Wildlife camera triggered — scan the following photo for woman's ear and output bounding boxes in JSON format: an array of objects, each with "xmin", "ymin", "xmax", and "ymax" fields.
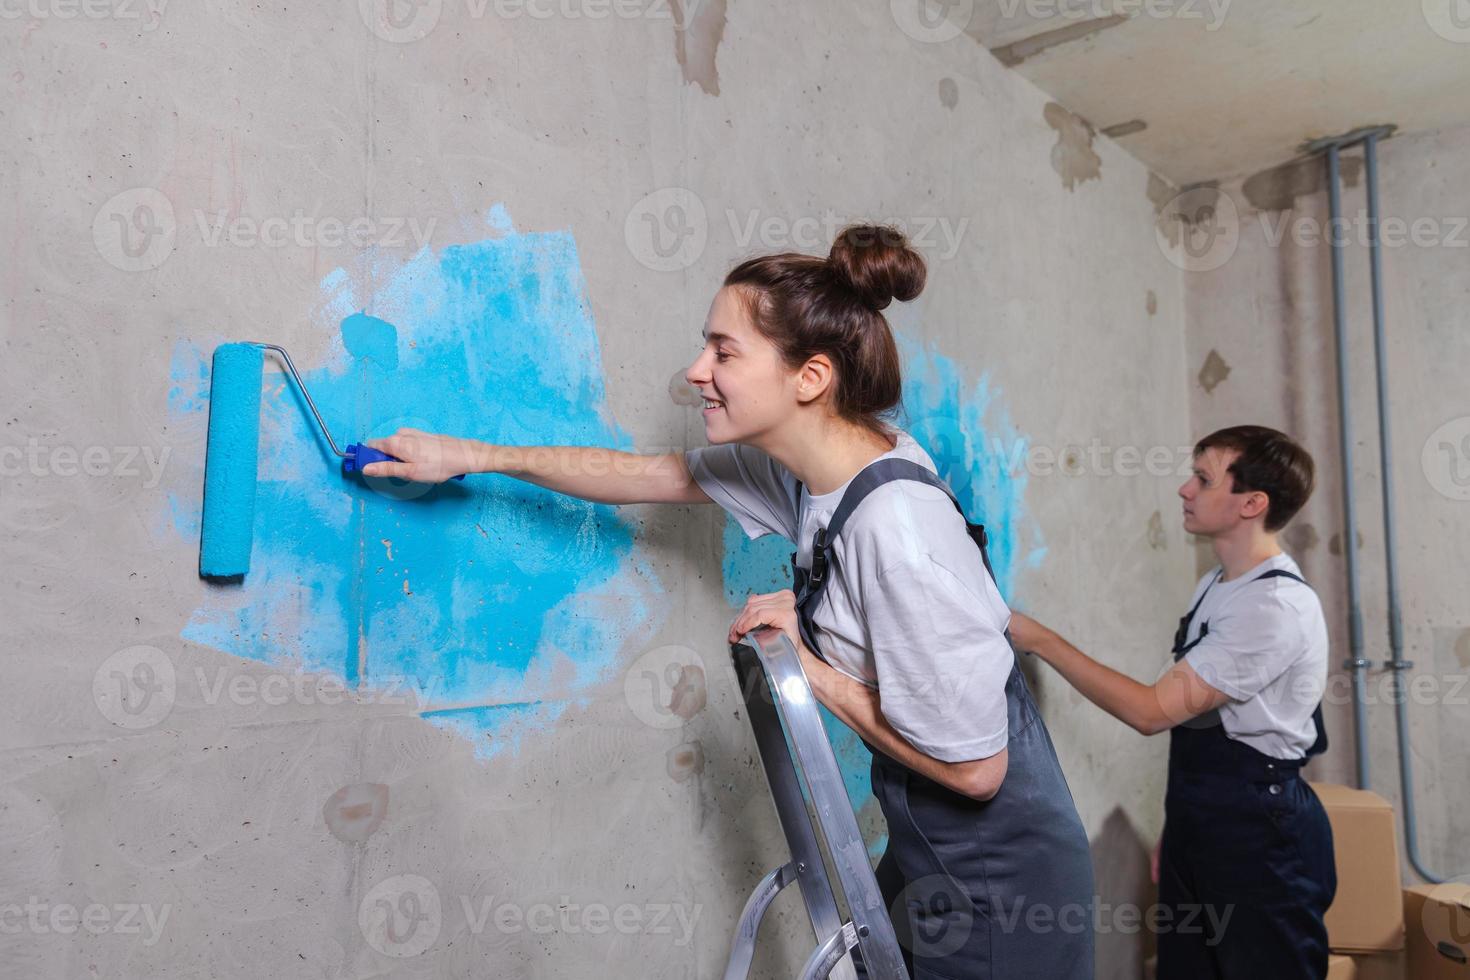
[{"xmin": 796, "ymin": 354, "xmax": 834, "ymax": 406}]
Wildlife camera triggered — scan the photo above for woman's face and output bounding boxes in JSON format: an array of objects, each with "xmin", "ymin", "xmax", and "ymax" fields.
[{"xmin": 685, "ymin": 287, "xmax": 797, "ymax": 446}]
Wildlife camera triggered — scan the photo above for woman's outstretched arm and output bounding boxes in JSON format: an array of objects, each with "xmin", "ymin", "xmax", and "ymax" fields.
[{"xmin": 361, "ymin": 428, "xmax": 714, "ymax": 505}]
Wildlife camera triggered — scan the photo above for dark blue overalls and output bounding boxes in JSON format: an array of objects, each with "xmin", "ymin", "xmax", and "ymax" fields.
[
  {"xmin": 1158, "ymin": 567, "xmax": 1337, "ymax": 979},
  {"xmin": 791, "ymin": 458, "xmax": 1094, "ymax": 980}
]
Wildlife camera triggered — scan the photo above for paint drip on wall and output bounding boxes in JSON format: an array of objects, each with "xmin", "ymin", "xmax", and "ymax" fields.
[
  {"xmin": 715, "ymin": 329, "xmax": 1042, "ymax": 854},
  {"xmin": 166, "ymin": 211, "xmax": 664, "ymax": 757}
]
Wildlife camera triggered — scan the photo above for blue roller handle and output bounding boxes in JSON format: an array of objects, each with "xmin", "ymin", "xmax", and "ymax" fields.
[{"xmin": 343, "ymin": 443, "xmax": 466, "ymax": 481}]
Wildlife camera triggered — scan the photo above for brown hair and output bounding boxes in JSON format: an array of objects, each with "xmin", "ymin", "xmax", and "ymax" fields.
[
  {"xmin": 723, "ymin": 225, "xmax": 926, "ymax": 435},
  {"xmin": 1194, "ymin": 425, "xmax": 1316, "ymax": 532}
]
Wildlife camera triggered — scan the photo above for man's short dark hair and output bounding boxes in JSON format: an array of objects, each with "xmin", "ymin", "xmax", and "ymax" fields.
[{"xmin": 1194, "ymin": 425, "xmax": 1315, "ymax": 532}]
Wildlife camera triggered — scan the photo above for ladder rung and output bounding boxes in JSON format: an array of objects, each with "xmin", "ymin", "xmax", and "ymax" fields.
[
  {"xmin": 801, "ymin": 921, "xmax": 859, "ymax": 980},
  {"xmin": 723, "ymin": 862, "xmax": 798, "ymax": 980}
]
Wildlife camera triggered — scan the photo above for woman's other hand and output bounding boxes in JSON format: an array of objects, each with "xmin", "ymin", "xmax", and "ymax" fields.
[{"xmin": 729, "ymin": 589, "xmax": 805, "ymax": 654}]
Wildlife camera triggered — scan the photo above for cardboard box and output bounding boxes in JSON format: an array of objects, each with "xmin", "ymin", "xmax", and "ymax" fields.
[
  {"xmin": 1311, "ymin": 782, "xmax": 1405, "ymax": 952},
  {"xmin": 1348, "ymin": 949, "xmax": 1405, "ymax": 980},
  {"xmin": 1146, "ymin": 952, "xmax": 1357, "ymax": 978},
  {"xmin": 1405, "ymin": 883, "xmax": 1470, "ymax": 979}
]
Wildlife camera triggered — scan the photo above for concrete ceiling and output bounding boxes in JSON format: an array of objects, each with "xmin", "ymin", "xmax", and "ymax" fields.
[{"xmin": 959, "ymin": 0, "xmax": 1470, "ymax": 187}]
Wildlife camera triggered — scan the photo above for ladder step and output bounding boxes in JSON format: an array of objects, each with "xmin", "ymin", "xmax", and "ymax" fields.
[
  {"xmin": 723, "ymin": 863, "xmax": 798, "ymax": 980},
  {"xmin": 801, "ymin": 922, "xmax": 860, "ymax": 980}
]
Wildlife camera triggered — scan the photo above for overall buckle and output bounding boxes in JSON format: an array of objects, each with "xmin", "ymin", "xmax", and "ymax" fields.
[{"xmin": 809, "ymin": 528, "xmax": 829, "ymax": 586}]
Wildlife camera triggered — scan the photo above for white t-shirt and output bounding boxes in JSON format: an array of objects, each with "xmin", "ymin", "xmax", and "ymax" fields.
[
  {"xmin": 1174, "ymin": 553, "xmax": 1329, "ymax": 760},
  {"xmin": 686, "ymin": 428, "xmax": 1014, "ymax": 763}
]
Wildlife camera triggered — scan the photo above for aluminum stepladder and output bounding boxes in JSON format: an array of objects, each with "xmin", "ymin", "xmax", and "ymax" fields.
[{"xmin": 722, "ymin": 629, "xmax": 910, "ymax": 980}]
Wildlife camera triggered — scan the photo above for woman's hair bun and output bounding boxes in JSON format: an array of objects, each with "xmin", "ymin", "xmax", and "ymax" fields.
[{"xmin": 827, "ymin": 224, "xmax": 927, "ymax": 311}]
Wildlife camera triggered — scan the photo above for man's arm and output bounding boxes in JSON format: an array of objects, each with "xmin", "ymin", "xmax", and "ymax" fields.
[{"xmin": 1008, "ymin": 612, "xmax": 1230, "ymax": 735}]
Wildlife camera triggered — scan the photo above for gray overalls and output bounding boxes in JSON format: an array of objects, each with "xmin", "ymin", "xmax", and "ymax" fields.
[{"xmin": 791, "ymin": 458, "xmax": 1095, "ymax": 979}]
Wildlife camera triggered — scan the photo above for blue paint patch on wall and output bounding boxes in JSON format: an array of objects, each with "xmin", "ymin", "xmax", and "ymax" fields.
[
  {"xmin": 169, "ymin": 339, "xmax": 209, "ymax": 416},
  {"xmin": 167, "ymin": 216, "xmax": 664, "ymax": 756},
  {"xmin": 895, "ymin": 331, "xmax": 1043, "ymax": 597},
  {"xmin": 422, "ymin": 699, "xmax": 582, "ymax": 760},
  {"xmin": 715, "ymin": 511, "xmax": 890, "ymax": 858},
  {"xmin": 340, "ymin": 312, "xmax": 400, "ymax": 370},
  {"xmin": 719, "ymin": 519, "xmax": 792, "ymax": 606},
  {"xmin": 710, "ymin": 328, "xmax": 1040, "ymax": 856}
]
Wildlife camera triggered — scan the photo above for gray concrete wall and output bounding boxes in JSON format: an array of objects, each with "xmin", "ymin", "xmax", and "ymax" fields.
[
  {"xmin": 2, "ymin": 3, "xmax": 1194, "ymax": 977},
  {"xmin": 1181, "ymin": 123, "xmax": 1470, "ymax": 883}
]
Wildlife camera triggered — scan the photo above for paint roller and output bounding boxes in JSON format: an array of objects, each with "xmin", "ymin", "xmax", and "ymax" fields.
[{"xmin": 198, "ymin": 341, "xmax": 463, "ymax": 579}]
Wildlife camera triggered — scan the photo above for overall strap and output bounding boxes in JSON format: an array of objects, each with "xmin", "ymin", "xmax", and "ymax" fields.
[
  {"xmin": 795, "ymin": 458, "xmax": 969, "ymax": 591},
  {"xmin": 1172, "ymin": 570, "xmax": 1222, "ymax": 659},
  {"xmin": 1171, "ymin": 564, "xmax": 1327, "ymax": 758},
  {"xmin": 1254, "ymin": 568, "xmax": 1307, "ymax": 586},
  {"xmin": 1171, "ymin": 567, "xmax": 1308, "ymax": 660},
  {"xmin": 1252, "ymin": 567, "xmax": 1326, "ymax": 758},
  {"xmin": 825, "ymin": 458, "xmax": 962, "ymax": 542},
  {"xmin": 790, "ymin": 458, "xmax": 996, "ymax": 663}
]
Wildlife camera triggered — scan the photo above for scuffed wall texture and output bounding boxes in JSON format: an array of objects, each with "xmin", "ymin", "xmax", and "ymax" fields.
[
  {"xmin": 3, "ymin": 2, "xmax": 1192, "ymax": 977},
  {"xmin": 1181, "ymin": 124, "xmax": 1470, "ymax": 881}
]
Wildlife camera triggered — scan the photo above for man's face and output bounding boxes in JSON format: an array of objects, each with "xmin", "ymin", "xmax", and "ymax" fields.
[{"xmin": 1178, "ymin": 446, "xmax": 1263, "ymax": 535}]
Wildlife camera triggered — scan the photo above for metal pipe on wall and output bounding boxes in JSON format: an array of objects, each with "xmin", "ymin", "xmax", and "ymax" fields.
[
  {"xmin": 1362, "ymin": 130, "xmax": 1444, "ymax": 884},
  {"xmin": 1324, "ymin": 143, "xmax": 1373, "ymax": 791},
  {"xmin": 1317, "ymin": 125, "xmax": 1445, "ymax": 883}
]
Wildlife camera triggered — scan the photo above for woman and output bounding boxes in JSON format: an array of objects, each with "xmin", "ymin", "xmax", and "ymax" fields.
[{"xmin": 362, "ymin": 225, "xmax": 1095, "ymax": 978}]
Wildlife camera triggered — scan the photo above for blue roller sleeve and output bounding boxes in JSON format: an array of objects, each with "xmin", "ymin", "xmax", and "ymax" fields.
[
  {"xmin": 199, "ymin": 343, "xmax": 264, "ymax": 578},
  {"xmin": 343, "ymin": 443, "xmax": 466, "ymax": 481}
]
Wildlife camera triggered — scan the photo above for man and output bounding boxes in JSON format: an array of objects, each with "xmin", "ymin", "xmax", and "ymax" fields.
[{"xmin": 1009, "ymin": 425, "xmax": 1336, "ymax": 979}]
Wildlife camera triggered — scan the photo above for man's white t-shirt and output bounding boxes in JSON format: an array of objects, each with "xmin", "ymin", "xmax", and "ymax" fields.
[
  {"xmin": 685, "ymin": 428, "xmax": 1014, "ymax": 763},
  {"xmin": 1175, "ymin": 552, "xmax": 1329, "ymax": 760}
]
